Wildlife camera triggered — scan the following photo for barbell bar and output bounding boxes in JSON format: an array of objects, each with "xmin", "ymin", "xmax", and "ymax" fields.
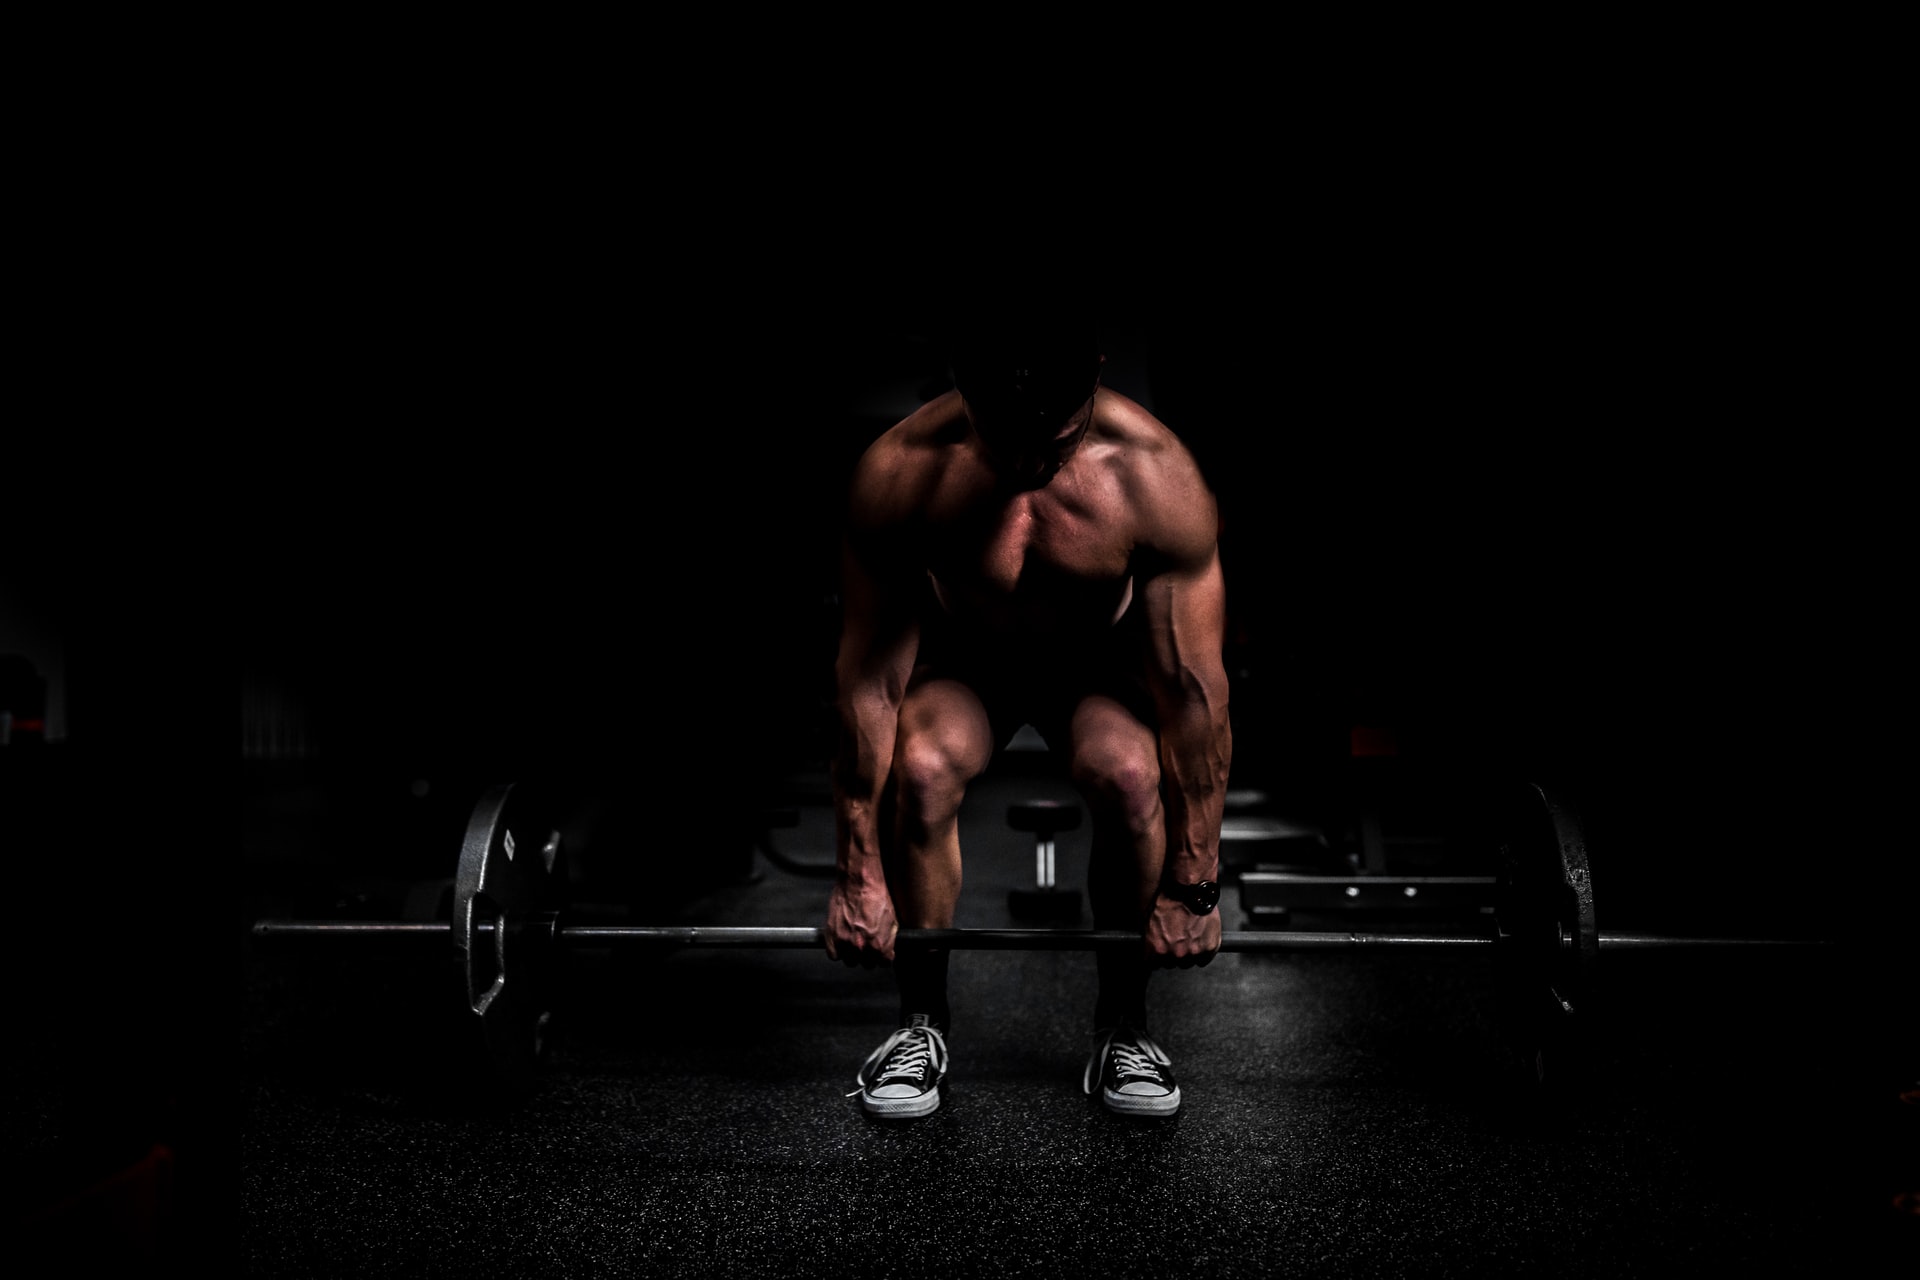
[
  {"xmin": 247, "ymin": 779, "xmax": 1830, "ymax": 1097},
  {"xmin": 249, "ymin": 921, "xmax": 1819, "ymax": 951}
]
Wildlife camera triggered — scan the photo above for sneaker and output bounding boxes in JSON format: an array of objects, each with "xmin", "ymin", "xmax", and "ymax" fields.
[
  {"xmin": 854, "ymin": 1015, "xmax": 948, "ymax": 1118},
  {"xmin": 1083, "ymin": 1026, "xmax": 1181, "ymax": 1116}
]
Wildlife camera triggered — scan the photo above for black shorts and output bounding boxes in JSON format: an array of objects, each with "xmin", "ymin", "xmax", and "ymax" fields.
[{"xmin": 908, "ymin": 591, "xmax": 1159, "ymax": 753}]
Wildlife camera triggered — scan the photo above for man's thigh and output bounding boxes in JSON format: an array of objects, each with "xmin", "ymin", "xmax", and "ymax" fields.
[
  {"xmin": 895, "ymin": 674, "xmax": 998, "ymax": 784},
  {"xmin": 1062, "ymin": 693, "xmax": 1161, "ymax": 786}
]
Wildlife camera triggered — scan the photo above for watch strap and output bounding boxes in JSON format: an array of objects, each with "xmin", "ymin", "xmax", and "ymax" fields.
[{"xmin": 1161, "ymin": 877, "xmax": 1220, "ymax": 916}]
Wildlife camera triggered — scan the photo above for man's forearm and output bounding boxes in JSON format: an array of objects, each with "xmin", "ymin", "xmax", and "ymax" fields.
[
  {"xmin": 1157, "ymin": 697, "xmax": 1232, "ymax": 882},
  {"xmin": 831, "ymin": 688, "xmax": 901, "ymax": 881},
  {"xmin": 824, "ymin": 683, "xmax": 905, "ymax": 964}
]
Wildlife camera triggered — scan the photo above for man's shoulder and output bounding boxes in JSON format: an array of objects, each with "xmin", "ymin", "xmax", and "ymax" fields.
[
  {"xmin": 849, "ymin": 393, "xmax": 970, "ymax": 524},
  {"xmin": 1089, "ymin": 392, "xmax": 1219, "ymax": 559},
  {"xmin": 1092, "ymin": 392, "xmax": 1208, "ymax": 488},
  {"xmin": 873, "ymin": 391, "xmax": 969, "ymax": 454},
  {"xmin": 1094, "ymin": 388, "xmax": 1163, "ymax": 431}
]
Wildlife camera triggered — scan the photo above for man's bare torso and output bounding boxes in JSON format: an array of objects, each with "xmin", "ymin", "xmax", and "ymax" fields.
[{"xmin": 856, "ymin": 388, "xmax": 1188, "ymax": 648}]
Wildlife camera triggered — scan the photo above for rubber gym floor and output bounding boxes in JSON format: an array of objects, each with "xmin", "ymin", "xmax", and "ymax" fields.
[{"xmin": 231, "ymin": 762, "xmax": 1913, "ymax": 1279}]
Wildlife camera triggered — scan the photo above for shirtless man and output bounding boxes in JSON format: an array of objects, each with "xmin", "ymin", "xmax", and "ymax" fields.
[{"xmin": 824, "ymin": 305, "xmax": 1233, "ymax": 1119}]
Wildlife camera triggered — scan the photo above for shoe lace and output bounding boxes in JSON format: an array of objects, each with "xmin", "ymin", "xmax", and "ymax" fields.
[
  {"xmin": 1111, "ymin": 1040, "xmax": 1166, "ymax": 1084},
  {"xmin": 877, "ymin": 1030, "xmax": 939, "ymax": 1082},
  {"xmin": 852, "ymin": 1024, "xmax": 948, "ymax": 1094}
]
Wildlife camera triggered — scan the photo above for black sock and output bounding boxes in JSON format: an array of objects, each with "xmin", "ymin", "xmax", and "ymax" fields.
[
  {"xmin": 1094, "ymin": 948, "xmax": 1150, "ymax": 1032},
  {"xmin": 897, "ymin": 947, "xmax": 951, "ymax": 1035}
]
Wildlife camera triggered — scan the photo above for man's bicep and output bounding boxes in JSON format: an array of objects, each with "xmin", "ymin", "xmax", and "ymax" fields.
[
  {"xmin": 836, "ymin": 535, "xmax": 921, "ymax": 696},
  {"xmin": 1141, "ymin": 550, "xmax": 1230, "ymax": 696}
]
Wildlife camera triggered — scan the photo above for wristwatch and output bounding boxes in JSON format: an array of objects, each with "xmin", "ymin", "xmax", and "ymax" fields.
[{"xmin": 1160, "ymin": 878, "xmax": 1221, "ymax": 916}]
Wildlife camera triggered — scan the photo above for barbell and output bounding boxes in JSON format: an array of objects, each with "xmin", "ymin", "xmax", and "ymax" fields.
[{"xmin": 248, "ymin": 779, "xmax": 1827, "ymax": 1098}]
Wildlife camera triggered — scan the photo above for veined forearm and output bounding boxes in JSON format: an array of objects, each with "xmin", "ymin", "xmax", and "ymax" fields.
[
  {"xmin": 831, "ymin": 689, "xmax": 901, "ymax": 879},
  {"xmin": 1138, "ymin": 550, "xmax": 1231, "ymax": 881},
  {"xmin": 1157, "ymin": 696, "xmax": 1232, "ymax": 879}
]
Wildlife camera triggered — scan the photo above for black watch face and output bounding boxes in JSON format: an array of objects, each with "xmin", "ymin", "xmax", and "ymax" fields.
[{"xmin": 1172, "ymin": 880, "xmax": 1219, "ymax": 914}]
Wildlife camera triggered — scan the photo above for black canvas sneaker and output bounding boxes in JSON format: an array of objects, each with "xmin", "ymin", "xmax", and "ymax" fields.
[
  {"xmin": 854, "ymin": 1014, "xmax": 948, "ymax": 1118},
  {"xmin": 1083, "ymin": 1026, "xmax": 1180, "ymax": 1116}
]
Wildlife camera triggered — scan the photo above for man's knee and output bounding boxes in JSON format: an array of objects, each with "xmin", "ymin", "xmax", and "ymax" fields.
[
  {"xmin": 892, "ymin": 730, "xmax": 978, "ymax": 827},
  {"xmin": 1071, "ymin": 746, "xmax": 1162, "ymax": 835}
]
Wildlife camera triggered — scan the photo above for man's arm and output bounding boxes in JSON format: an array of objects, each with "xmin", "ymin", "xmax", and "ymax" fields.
[
  {"xmin": 824, "ymin": 481, "xmax": 921, "ymax": 967},
  {"xmin": 1137, "ymin": 481, "xmax": 1233, "ymax": 966}
]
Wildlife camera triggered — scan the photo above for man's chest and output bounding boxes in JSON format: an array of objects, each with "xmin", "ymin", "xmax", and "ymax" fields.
[{"xmin": 922, "ymin": 494, "xmax": 1137, "ymax": 628}]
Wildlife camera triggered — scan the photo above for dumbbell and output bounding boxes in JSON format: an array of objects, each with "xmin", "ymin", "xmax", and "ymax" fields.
[{"xmin": 1006, "ymin": 798, "xmax": 1083, "ymax": 922}]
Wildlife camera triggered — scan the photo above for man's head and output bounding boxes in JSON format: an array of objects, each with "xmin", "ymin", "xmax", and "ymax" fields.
[{"xmin": 948, "ymin": 314, "xmax": 1104, "ymax": 490}]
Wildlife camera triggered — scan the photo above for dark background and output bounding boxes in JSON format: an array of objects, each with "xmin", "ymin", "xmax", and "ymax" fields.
[
  {"xmin": 5, "ymin": 103, "xmax": 1907, "ymax": 1263},
  {"xmin": 201, "ymin": 97, "xmax": 1894, "ymax": 953},
  {"xmin": 221, "ymin": 214, "xmax": 1885, "ymax": 943}
]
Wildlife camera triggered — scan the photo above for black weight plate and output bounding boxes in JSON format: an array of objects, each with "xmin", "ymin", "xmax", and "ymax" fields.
[
  {"xmin": 1537, "ymin": 782, "xmax": 1598, "ymax": 1014},
  {"xmin": 453, "ymin": 782, "xmax": 567, "ymax": 1092},
  {"xmin": 1493, "ymin": 779, "xmax": 1599, "ymax": 1090}
]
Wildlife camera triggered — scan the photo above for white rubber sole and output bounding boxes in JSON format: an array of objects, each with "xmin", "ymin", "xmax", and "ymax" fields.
[
  {"xmin": 1101, "ymin": 1086, "xmax": 1181, "ymax": 1117},
  {"xmin": 862, "ymin": 1087, "xmax": 942, "ymax": 1119}
]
